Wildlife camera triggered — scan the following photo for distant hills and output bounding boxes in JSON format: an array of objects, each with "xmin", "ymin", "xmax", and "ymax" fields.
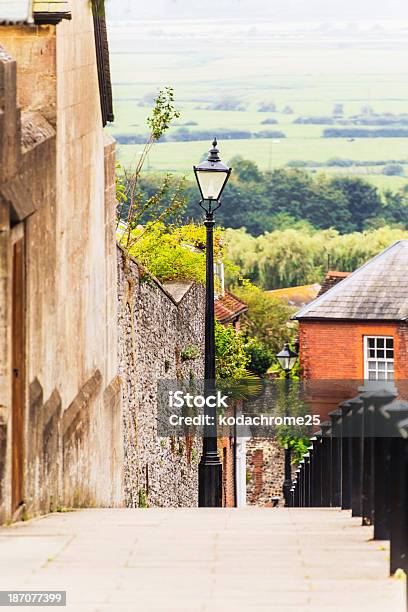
[{"xmin": 106, "ymin": 0, "xmax": 408, "ymax": 22}]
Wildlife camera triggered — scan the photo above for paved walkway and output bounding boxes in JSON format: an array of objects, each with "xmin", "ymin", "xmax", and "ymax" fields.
[{"xmin": 0, "ymin": 508, "xmax": 404, "ymax": 611}]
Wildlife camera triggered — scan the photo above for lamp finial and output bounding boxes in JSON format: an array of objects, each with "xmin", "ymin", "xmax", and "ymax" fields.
[{"xmin": 207, "ymin": 138, "xmax": 220, "ymax": 163}]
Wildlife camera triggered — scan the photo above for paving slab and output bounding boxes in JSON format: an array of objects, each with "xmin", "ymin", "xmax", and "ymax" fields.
[{"xmin": 0, "ymin": 507, "xmax": 404, "ymax": 611}]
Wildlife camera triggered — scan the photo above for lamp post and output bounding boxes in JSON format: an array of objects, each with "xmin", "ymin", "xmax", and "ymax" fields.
[
  {"xmin": 194, "ymin": 139, "xmax": 232, "ymax": 507},
  {"xmin": 276, "ymin": 342, "xmax": 298, "ymax": 507}
]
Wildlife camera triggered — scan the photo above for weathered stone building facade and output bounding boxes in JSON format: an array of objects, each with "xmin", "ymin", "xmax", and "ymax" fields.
[
  {"xmin": 0, "ymin": 0, "xmax": 241, "ymax": 519},
  {"xmin": 0, "ymin": 1, "xmax": 122, "ymax": 523},
  {"xmin": 246, "ymin": 439, "xmax": 285, "ymax": 506},
  {"xmin": 117, "ymin": 249, "xmax": 205, "ymax": 507}
]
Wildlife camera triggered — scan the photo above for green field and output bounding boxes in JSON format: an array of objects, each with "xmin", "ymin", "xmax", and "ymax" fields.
[
  {"xmin": 116, "ymin": 137, "xmax": 408, "ymax": 187},
  {"xmin": 107, "ymin": 19, "xmax": 408, "ymax": 190}
]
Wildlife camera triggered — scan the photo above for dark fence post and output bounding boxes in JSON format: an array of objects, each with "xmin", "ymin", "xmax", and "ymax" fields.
[
  {"xmin": 340, "ymin": 400, "xmax": 353, "ymax": 510},
  {"xmin": 349, "ymin": 397, "xmax": 364, "ymax": 517},
  {"xmin": 370, "ymin": 390, "xmax": 398, "ymax": 540},
  {"xmin": 299, "ymin": 459, "xmax": 305, "ymax": 508},
  {"xmin": 390, "ymin": 433, "xmax": 408, "ymax": 574},
  {"xmin": 304, "ymin": 453, "xmax": 311, "ymax": 507},
  {"xmin": 378, "ymin": 400, "xmax": 408, "ymax": 574},
  {"xmin": 329, "ymin": 409, "xmax": 342, "ymax": 507},
  {"xmin": 311, "ymin": 432, "xmax": 322, "ymax": 507},
  {"xmin": 360, "ymin": 392, "xmax": 377, "ymax": 526},
  {"xmin": 294, "ymin": 468, "xmax": 300, "ymax": 507},
  {"xmin": 320, "ymin": 421, "xmax": 332, "ymax": 507}
]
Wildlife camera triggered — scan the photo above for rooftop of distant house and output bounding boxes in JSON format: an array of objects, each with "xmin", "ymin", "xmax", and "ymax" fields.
[
  {"xmin": 295, "ymin": 240, "xmax": 408, "ymax": 321},
  {"xmin": 215, "ymin": 291, "xmax": 248, "ymax": 324},
  {"xmin": 267, "ymin": 283, "xmax": 321, "ymax": 309}
]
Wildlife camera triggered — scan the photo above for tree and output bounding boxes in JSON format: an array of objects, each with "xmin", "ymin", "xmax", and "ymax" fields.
[
  {"xmin": 231, "ymin": 282, "xmax": 296, "ymax": 353},
  {"xmin": 382, "ymin": 189, "xmax": 408, "ymax": 227},
  {"xmin": 258, "ymin": 101, "xmax": 277, "ymax": 112},
  {"xmin": 228, "ymin": 156, "xmax": 262, "ymax": 183},
  {"xmin": 213, "ymin": 181, "xmax": 266, "ymax": 234},
  {"xmin": 360, "ymin": 104, "xmax": 374, "ymax": 116},
  {"xmin": 211, "ymin": 95, "xmax": 247, "ymax": 111},
  {"xmin": 328, "ymin": 176, "xmax": 383, "ymax": 232},
  {"xmin": 136, "ymin": 159, "xmax": 404, "ymax": 237},
  {"xmin": 261, "ymin": 117, "xmax": 278, "ymax": 125},
  {"xmin": 305, "ymin": 175, "xmax": 352, "ymax": 231},
  {"xmin": 255, "ymin": 227, "xmax": 332, "ymax": 288},
  {"xmin": 117, "ymin": 87, "xmax": 184, "ymax": 251},
  {"xmin": 261, "ymin": 168, "xmax": 313, "ymax": 219},
  {"xmin": 225, "ymin": 226, "xmax": 408, "ymax": 290},
  {"xmin": 383, "ymin": 164, "xmax": 405, "ymax": 176}
]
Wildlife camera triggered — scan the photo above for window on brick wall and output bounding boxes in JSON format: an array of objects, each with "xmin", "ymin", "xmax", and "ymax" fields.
[{"xmin": 364, "ymin": 336, "xmax": 394, "ymax": 381}]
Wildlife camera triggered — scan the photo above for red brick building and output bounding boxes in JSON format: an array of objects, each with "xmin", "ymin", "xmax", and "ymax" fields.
[{"xmin": 294, "ymin": 241, "xmax": 408, "ymax": 418}]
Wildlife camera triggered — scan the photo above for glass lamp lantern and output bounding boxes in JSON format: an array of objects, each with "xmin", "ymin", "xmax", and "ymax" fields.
[
  {"xmin": 276, "ymin": 343, "xmax": 298, "ymax": 372},
  {"xmin": 194, "ymin": 139, "xmax": 232, "ymax": 203}
]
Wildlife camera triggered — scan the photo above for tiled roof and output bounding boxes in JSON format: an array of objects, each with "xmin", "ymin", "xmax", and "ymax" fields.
[
  {"xmin": 215, "ymin": 291, "xmax": 248, "ymax": 324},
  {"xmin": 317, "ymin": 271, "xmax": 351, "ymax": 297},
  {"xmin": 295, "ymin": 240, "xmax": 408, "ymax": 321},
  {"xmin": 268, "ymin": 284, "xmax": 321, "ymax": 308},
  {"xmin": 0, "ymin": 0, "xmax": 71, "ymax": 24}
]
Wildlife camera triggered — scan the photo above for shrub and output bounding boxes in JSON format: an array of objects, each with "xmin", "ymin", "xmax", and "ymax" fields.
[
  {"xmin": 244, "ymin": 338, "xmax": 274, "ymax": 376},
  {"xmin": 128, "ymin": 222, "xmax": 224, "ymax": 284},
  {"xmin": 294, "ymin": 116, "xmax": 334, "ymax": 125},
  {"xmin": 215, "ymin": 322, "xmax": 250, "ymax": 380},
  {"xmin": 383, "ymin": 164, "xmax": 405, "ymax": 176},
  {"xmin": 254, "ymin": 130, "xmax": 285, "ymax": 139},
  {"xmin": 327, "ymin": 157, "xmax": 354, "ymax": 167},
  {"xmin": 258, "ymin": 102, "xmax": 277, "ymax": 112},
  {"xmin": 323, "ymin": 128, "xmax": 408, "ymax": 138},
  {"xmin": 231, "ymin": 281, "xmax": 296, "ymax": 353}
]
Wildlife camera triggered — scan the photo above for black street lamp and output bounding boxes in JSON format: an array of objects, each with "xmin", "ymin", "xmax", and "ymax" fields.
[
  {"xmin": 276, "ymin": 343, "xmax": 298, "ymax": 376},
  {"xmin": 194, "ymin": 139, "xmax": 232, "ymax": 508},
  {"xmin": 276, "ymin": 342, "xmax": 299, "ymax": 507}
]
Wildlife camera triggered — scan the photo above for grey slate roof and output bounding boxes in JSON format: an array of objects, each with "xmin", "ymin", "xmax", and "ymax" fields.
[
  {"xmin": 0, "ymin": 0, "xmax": 32, "ymax": 23},
  {"xmin": 294, "ymin": 240, "xmax": 408, "ymax": 321}
]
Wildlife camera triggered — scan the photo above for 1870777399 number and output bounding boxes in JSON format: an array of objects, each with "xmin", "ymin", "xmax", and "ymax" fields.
[{"xmin": 0, "ymin": 592, "xmax": 66, "ymax": 606}]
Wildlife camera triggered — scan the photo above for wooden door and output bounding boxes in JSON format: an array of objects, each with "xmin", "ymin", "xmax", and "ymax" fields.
[{"xmin": 12, "ymin": 238, "xmax": 25, "ymax": 511}]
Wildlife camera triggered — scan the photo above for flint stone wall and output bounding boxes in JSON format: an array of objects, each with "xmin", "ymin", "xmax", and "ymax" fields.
[{"xmin": 117, "ymin": 247, "xmax": 205, "ymax": 507}]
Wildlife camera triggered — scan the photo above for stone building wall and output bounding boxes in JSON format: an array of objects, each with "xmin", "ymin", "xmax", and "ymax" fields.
[
  {"xmin": 0, "ymin": 0, "xmax": 122, "ymax": 523},
  {"xmin": 246, "ymin": 439, "xmax": 285, "ymax": 507},
  {"xmin": 117, "ymin": 248, "xmax": 206, "ymax": 507}
]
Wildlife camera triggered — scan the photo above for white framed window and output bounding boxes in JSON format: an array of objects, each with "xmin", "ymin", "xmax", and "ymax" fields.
[{"xmin": 364, "ymin": 336, "xmax": 394, "ymax": 381}]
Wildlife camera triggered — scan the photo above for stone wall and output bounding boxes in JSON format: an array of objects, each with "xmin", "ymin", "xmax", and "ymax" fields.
[
  {"xmin": 246, "ymin": 439, "xmax": 285, "ymax": 506},
  {"xmin": 117, "ymin": 248, "xmax": 206, "ymax": 507},
  {"xmin": 0, "ymin": 0, "xmax": 123, "ymax": 523}
]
